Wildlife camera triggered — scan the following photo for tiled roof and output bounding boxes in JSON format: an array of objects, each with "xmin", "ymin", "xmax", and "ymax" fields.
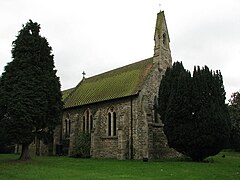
[
  {"xmin": 62, "ymin": 88, "xmax": 74, "ymax": 101},
  {"xmin": 64, "ymin": 57, "xmax": 153, "ymax": 109}
]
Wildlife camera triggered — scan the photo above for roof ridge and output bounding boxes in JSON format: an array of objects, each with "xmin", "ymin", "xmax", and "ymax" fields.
[{"xmin": 85, "ymin": 57, "xmax": 153, "ymax": 81}]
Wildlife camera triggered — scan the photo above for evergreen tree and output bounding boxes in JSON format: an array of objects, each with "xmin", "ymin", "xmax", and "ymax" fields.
[
  {"xmin": 228, "ymin": 91, "xmax": 240, "ymax": 150},
  {"xmin": 164, "ymin": 68, "xmax": 192, "ymax": 155},
  {"xmin": 190, "ymin": 66, "xmax": 230, "ymax": 161},
  {"xmin": 0, "ymin": 20, "xmax": 63, "ymax": 160},
  {"xmin": 158, "ymin": 63, "xmax": 230, "ymax": 161},
  {"xmin": 158, "ymin": 62, "xmax": 185, "ymax": 123}
]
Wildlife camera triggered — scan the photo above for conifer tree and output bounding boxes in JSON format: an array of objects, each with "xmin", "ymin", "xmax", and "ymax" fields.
[
  {"xmin": 0, "ymin": 20, "xmax": 63, "ymax": 160},
  {"xmin": 158, "ymin": 62, "xmax": 185, "ymax": 123},
  {"xmin": 158, "ymin": 63, "xmax": 230, "ymax": 161},
  {"xmin": 164, "ymin": 68, "xmax": 192, "ymax": 155},
  {"xmin": 189, "ymin": 66, "xmax": 230, "ymax": 161},
  {"xmin": 228, "ymin": 91, "xmax": 240, "ymax": 150}
]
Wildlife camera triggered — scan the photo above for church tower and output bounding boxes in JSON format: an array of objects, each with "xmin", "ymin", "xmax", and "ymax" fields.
[{"xmin": 153, "ymin": 11, "xmax": 172, "ymax": 70}]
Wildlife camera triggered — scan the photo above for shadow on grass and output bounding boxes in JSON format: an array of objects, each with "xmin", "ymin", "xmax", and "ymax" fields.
[
  {"xmin": 0, "ymin": 153, "xmax": 33, "ymax": 164},
  {"xmin": 150, "ymin": 155, "xmax": 217, "ymax": 164}
]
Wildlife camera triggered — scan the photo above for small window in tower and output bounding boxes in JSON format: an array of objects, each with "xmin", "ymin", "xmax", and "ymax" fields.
[{"xmin": 163, "ymin": 33, "xmax": 167, "ymax": 46}]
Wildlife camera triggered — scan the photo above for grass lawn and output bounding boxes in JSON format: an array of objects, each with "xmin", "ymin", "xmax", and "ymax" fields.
[{"xmin": 0, "ymin": 152, "xmax": 239, "ymax": 180}]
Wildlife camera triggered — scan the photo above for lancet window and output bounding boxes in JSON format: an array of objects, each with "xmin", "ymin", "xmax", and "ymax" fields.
[
  {"xmin": 83, "ymin": 109, "xmax": 93, "ymax": 133},
  {"xmin": 107, "ymin": 107, "xmax": 117, "ymax": 137},
  {"xmin": 65, "ymin": 113, "xmax": 71, "ymax": 138}
]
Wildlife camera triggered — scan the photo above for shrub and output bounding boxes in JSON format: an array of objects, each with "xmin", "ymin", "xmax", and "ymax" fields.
[{"xmin": 73, "ymin": 132, "xmax": 91, "ymax": 158}]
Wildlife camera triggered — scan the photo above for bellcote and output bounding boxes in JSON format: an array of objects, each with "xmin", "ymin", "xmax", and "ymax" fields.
[{"xmin": 153, "ymin": 11, "xmax": 172, "ymax": 69}]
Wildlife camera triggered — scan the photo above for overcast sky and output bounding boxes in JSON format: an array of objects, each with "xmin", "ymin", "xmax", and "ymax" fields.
[{"xmin": 0, "ymin": 0, "xmax": 239, "ymax": 101}]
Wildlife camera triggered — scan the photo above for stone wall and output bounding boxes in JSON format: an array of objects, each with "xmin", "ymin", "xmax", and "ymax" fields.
[{"xmin": 59, "ymin": 96, "xmax": 139, "ymax": 159}]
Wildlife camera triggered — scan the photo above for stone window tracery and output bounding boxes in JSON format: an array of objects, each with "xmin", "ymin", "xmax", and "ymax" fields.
[
  {"xmin": 65, "ymin": 113, "xmax": 71, "ymax": 138},
  {"xmin": 83, "ymin": 109, "xmax": 93, "ymax": 133},
  {"xmin": 107, "ymin": 107, "xmax": 117, "ymax": 137}
]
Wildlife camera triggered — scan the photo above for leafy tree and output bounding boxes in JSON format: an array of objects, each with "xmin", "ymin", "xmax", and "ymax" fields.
[
  {"xmin": 0, "ymin": 20, "xmax": 63, "ymax": 160},
  {"xmin": 159, "ymin": 63, "xmax": 230, "ymax": 161},
  {"xmin": 228, "ymin": 91, "xmax": 240, "ymax": 151}
]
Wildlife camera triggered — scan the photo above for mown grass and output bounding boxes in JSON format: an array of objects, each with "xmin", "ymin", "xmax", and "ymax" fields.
[{"xmin": 0, "ymin": 152, "xmax": 239, "ymax": 179}]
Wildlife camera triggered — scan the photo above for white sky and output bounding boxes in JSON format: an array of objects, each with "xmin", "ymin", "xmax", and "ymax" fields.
[{"xmin": 0, "ymin": 0, "xmax": 239, "ymax": 101}]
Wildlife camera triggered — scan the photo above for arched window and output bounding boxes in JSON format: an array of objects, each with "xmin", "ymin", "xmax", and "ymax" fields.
[
  {"xmin": 65, "ymin": 113, "xmax": 71, "ymax": 138},
  {"xmin": 107, "ymin": 108, "xmax": 117, "ymax": 137},
  {"xmin": 108, "ymin": 112, "xmax": 111, "ymax": 136},
  {"xmin": 83, "ymin": 109, "xmax": 93, "ymax": 133},
  {"xmin": 113, "ymin": 112, "xmax": 117, "ymax": 136}
]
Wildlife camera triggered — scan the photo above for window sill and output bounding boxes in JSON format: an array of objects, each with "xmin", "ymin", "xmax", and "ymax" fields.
[{"xmin": 101, "ymin": 136, "xmax": 118, "ymax": 139}]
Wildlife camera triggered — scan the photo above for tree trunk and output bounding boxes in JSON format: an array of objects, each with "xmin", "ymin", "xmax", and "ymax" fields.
[
  {"xmin": 36, "ymin": 137, "xmax": 40, "ymax": 156},
  {"xmin": 19, "ymin": 143, "xmax": 31, "ymax": 161}
]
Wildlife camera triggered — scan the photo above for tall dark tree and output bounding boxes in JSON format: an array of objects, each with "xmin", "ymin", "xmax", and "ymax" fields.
[
  {"xmin": 228, "ymin": 91, "xmax": 240, "ymax": 150},
  {"xmin": 0, "ymin": 20, "xmax": 63, "ymax": 160},
  {"xmin": 158, "ymin": 63, "xmax": 230, "ymax": 161},
  {"xmin": 164, "ymin": 67, "xmax": 192, "ymax": 156},
  {"xmin": 158, "ymin": 62, "xmax": 186, "ymax": 123},
  {"xmin": 190, "ymin": 66, "xmax": 230, "ymax": 161}
]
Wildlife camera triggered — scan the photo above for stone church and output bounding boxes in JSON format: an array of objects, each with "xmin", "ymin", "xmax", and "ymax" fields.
[{"xmin": 53, "ymin": 11, "xmax": 177, "ymax": 160}]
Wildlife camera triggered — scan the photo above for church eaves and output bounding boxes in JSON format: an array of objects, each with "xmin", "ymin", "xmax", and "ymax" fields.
[{"xmin": 64, "ymin": 57, "xmax": 153, "ymax": 109}]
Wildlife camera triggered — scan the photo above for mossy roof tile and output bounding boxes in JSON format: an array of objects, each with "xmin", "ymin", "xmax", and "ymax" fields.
[
  {"xmin": 64, "ymin": 57, "xmax": 153, "ymax": 109},
  {"xmin": 62, "ymin": 88, "xmax": 74, "ymax": 101}
]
